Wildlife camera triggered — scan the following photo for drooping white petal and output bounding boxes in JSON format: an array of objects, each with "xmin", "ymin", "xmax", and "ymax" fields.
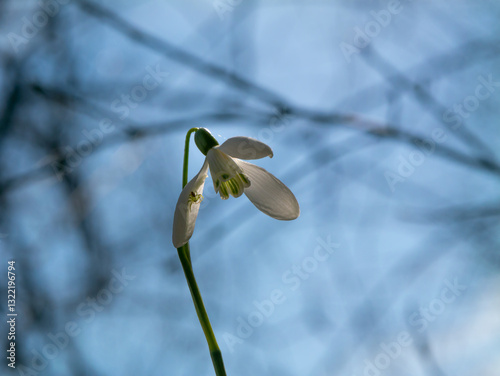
[
  {"xmin": 206, "ymin": 148, "xmax": 250, "ymax": 200},
  {"xmin": 234, "ymin": 159, "xmax": 300, "ymax": 220},
  {"xmin": 172, "ymin": 160, "xmax": 209, "ymax": 248},
  {"xmin": 218, "ymin": 137, "xmax": 274, "ymax": 160}
]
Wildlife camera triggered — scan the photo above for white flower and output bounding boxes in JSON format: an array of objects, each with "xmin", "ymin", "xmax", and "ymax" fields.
[{"xmin": 172, "ymin": 136, "xmax": 300, "ymax": 248}]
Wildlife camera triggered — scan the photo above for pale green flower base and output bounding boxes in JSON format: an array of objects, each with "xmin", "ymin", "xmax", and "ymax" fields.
[{"xmin": 176, "ymin": 128, "xmax": 227, "ymax": 376}]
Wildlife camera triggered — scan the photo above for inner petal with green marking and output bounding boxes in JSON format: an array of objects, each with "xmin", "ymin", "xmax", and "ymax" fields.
[
  {"xmin": 216, "ymin": 172, "xmax": 250, "ymax": 199},
  {"xmin": 206, "ymin": 147, "xmax": 251, "ymax": 200}
]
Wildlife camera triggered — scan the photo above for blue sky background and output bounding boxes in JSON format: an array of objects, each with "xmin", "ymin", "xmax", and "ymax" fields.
[{"xmin": 0, "ymin": 1, "xmax": 499, "ymax": 375}]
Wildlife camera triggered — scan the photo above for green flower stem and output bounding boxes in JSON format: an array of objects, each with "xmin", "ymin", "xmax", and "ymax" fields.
[
  {"xmin": 183, "ymin": 127, "xmax": 199, "ymax": 187},
  {"xmin": 176, "ymin": 128, "xmax": 227, "ymax": 376},
  {"xmin": 182, "ymin": 127, "xmax": 198, "ymax": 262},
  {"xmin": 177, "ymin": 243, "xmax": 227, "ymax": 376}
]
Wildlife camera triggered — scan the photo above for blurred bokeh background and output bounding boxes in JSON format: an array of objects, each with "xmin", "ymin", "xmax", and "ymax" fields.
[{"xmin": 0, "ymin": 0, "xmax": 499, "ymax": 375}]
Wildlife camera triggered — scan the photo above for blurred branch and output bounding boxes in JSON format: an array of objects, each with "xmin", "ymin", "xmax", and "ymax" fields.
[
  {"xmin": 2, "ymin": 66, "xmax": 500, "ymax": 199},
  {"xmin": 71, "ymin": 0, "xmax": 500, "ymax": 179},
  {"xmin": 361, "ymin": 46, "xmax": 497, "ymax": 161},
  {"xmin": 0, "ymin": 65, "xmax": 22, "ymax": 145},
  {"xmin": 403, "ymin": 202, "xmax": 500, "ymax": 222},
  {"xmin": 77, "ymin": 0, "xmax": 287, "ymax": 108},
  {"xmin": 411, "ymin": 331, "xmax": 448, "ymax": 376}
]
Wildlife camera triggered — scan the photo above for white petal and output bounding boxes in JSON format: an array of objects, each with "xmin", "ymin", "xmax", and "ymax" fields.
[
  {"xmin": 172, "ymin": 160, "xmax": 209, "ymax": 248},
  {"xmin": 218, "ymin": 137, "xmax": 273, "ymax": 160},
  {"xmin": 235, "ymin": 159, "xmax": 300, "ymax": 220},
  {"xmin": 206, "ymin": 148, "xmax": 250, "ymax": 199}
]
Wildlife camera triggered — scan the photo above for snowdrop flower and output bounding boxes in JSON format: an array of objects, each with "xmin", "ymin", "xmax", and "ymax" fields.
[{"xmin": 172, "ymin": 128, "xmax": 300, "ymax": 248}]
